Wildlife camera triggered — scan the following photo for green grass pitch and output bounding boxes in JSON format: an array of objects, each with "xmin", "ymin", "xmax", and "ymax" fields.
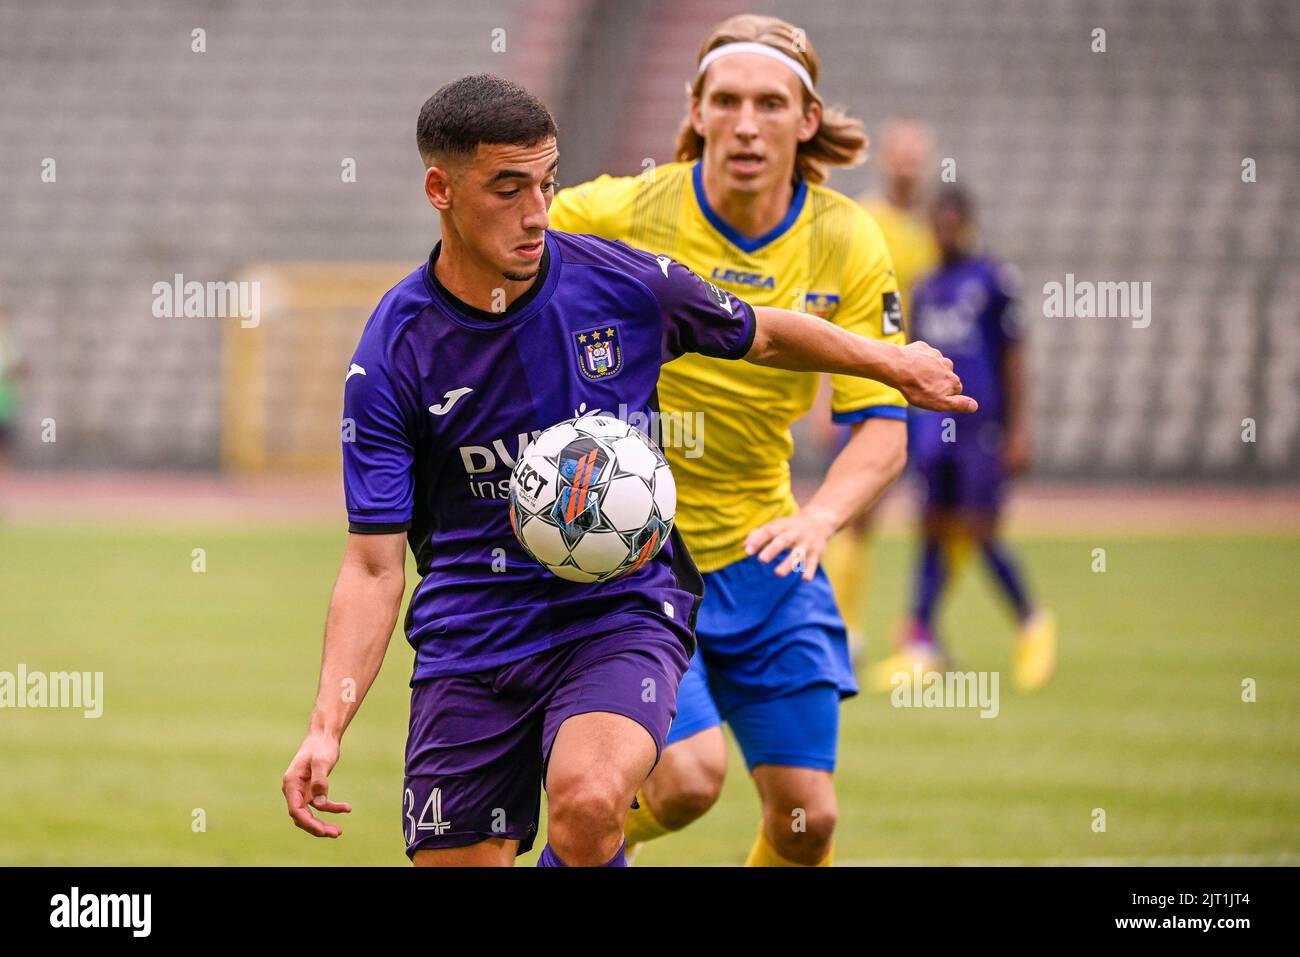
[{"xmin": 1, "ymin": 523, "xmax": 1296, "ymax": 865}]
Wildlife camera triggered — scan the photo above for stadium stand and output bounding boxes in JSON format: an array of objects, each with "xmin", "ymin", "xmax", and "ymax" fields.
[{"xmin": 0, "ymin": 0, "xmax": 1295, "ymax": 478}]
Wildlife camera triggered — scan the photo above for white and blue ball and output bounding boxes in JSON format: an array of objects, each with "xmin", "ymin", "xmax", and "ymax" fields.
[{"xmin": 509, "ymin": 415, "xmax": 675, "ymax": 583}]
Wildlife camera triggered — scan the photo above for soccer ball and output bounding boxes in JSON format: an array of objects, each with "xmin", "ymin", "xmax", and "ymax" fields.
[{"xmin": 508, "ymin": 415, "xmax": 676, "ymax": 583}]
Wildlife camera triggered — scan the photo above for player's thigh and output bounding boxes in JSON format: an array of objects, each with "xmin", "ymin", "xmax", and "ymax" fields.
[
  {"xmin": 700, "ymin": 563, "xmax": 852, "ymax": 774},
  {"xmin": 660, "ymin": 648, "xmax": 725, "ymax": 753},
  {"xmin": 915, "ymin": 454, "xmax": 958, "ymax": 517},
  {"xmin": 547, "ymin": 711, "xmax": 658, "ymax": 804},
  {"xmin": 542, "ymin": 627, "xmax": 691, "ymax": 800},
  {"xmin": 726, "ymin": 682, "xmax": 841, "ymax": 777},
  {"xmin": 644, "ymin": 648, "xmax": 727, "ymax": 804},
  {"xmin": 412, "ymin": 837, "xmax": 519, "ymax": 867},
  {"xmin": 739, "ymin": 689, "xmax": 840, "ymax": 829},
  {"xmin": 952, "ymin": 448, "xmax": 1006, "ymax": 522},
  {"xmin": 642, "ymin": 724, "xmax": 728, "ymax": 814}
]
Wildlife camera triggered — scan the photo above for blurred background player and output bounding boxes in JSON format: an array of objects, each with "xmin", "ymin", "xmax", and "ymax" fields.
[
  {"xmin": 0, "ymin": 311, "xmax": 26, "ymax": 501},
  {"xmin": 549, "ymin": 14, "xmax": 917, "ymax": 866},
  {"xmin": 822, "ymin": 119, "xmax": 942, "ymax": 651},
  {"xmin": 866, "ymin": 185, "xmax": 1056, "ymax": 692},
  {"xmin": 859, "ymin": 119, "xmax": 940, "ymax": 323}
]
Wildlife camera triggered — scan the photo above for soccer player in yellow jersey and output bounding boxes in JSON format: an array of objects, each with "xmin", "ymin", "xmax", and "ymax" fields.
[
  {"xmin": 549, "ymin": 14, "xmax": 912, "ymax": 866},
  {"xmin": 858, "ymin": 119, "xmax": 940, "ymax": 323}
]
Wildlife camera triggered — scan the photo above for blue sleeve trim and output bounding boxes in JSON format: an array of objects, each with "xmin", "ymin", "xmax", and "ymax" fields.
[{"xmin": 831, "ymin": 404, "xmax": 908, "ymax": 424}]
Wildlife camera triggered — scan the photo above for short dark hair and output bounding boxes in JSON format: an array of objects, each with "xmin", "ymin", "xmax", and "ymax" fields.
[
  {"xmin": 932, "ymin": 184, "xmax": 975, "ymax": 221},
  {"xmin": 416, "ymin": 74, "xmax": 557, "ymax": 166}
]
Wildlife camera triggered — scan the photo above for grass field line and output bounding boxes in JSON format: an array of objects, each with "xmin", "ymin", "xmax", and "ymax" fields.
[{"xmin": 802, "ymin": 851, "xmax": 1300, "ymax": 868}]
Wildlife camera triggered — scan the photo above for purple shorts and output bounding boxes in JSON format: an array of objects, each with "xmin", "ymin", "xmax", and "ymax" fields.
[
  {"xmin": 401, "ymin": 625, "xmax": 690, "ymax": 857},
  {"xmin": 909, "ymin": 418, "xmax": 1008, "ymax": 514},
  {"xmin": 915, "ymin": 449, "xmax": 1003, "ymax": 514}
]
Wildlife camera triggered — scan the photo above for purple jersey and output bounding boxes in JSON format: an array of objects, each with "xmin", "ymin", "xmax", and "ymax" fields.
[
  {"xmin": 908, "ymin": 256, "xmax": 1022, "ymax": 456},
  {"xmin": 342, "ymin": 230, "xmax": 756, "ymax": 680}
]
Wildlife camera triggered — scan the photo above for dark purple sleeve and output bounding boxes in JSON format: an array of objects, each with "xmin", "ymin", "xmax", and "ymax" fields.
[
  {"xmin": 342, "ymin": 331, "xmax": 417, "ymax": 534},
  {"xmin": 641, "ymin": 254, "xmax": 756, "ymax": 363}
]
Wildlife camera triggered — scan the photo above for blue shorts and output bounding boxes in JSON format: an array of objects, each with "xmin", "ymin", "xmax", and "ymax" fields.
[{"xmin": 665, "ymin": 551, "xmax": 856, "ymax": 771}]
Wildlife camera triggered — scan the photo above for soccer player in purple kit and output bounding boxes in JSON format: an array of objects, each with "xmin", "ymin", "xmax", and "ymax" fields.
[
  {"xmin": 876, "ymin": 185, "xmax": 1057, "ymax": 691},
  {"xmin": 280, "ymin": 74, "xmax": 974, "ymax": 866}
]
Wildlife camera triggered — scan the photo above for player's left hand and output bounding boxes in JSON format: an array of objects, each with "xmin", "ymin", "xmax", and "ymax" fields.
[{"xmin": 744, "ymin": 505, "xmax": 839, "ymax": 581}]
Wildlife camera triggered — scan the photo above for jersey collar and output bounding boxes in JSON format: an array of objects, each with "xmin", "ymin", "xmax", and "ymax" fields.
[
  {"xmin": 691, "ymin": 160, "xmax": 807, "ymax": 255},
  {"xmin": 422, "ymin": 233, "xmax": 561, "ymax": 330}
]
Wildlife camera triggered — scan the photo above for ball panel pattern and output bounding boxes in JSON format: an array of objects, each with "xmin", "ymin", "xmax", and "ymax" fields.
[{"xmin": 509, "ymin": 415, "xmax": 677, "ymax": 583}]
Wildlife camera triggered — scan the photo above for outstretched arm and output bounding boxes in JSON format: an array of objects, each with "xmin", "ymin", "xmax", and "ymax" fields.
[
  {"xmin": 282, "ymin": 531, "xmax": 407, "ymax": 838},
  {"xmin": 745, "ymin": 306, "xmax": 977, "ymax": 414}
]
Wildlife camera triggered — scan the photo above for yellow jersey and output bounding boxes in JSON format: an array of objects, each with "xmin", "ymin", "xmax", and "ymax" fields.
[
  {"xmin": 550, "ymin": 161, "xmax": 905, "ymax": 572},
  {"xmin": 858, "ymin": 196, "xmax": 939, "ymax": 328}
]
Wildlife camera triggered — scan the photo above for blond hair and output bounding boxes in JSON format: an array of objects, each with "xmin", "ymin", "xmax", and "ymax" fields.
[{"xmin": 675, "ymin": 14, "xmax": 867, "ymax": 185}]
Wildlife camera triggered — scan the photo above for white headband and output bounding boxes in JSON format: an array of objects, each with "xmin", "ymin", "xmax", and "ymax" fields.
[{"xmin": 696, "ymin": 41, "xmax": 816, "ymax": 94}]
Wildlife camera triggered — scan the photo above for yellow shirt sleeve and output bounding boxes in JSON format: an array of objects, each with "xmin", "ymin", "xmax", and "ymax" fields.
[
  {"xmin": 548, "ymin": 174, "xmax": 639, "ymax": 237},
  {"xmin": 829, "ymin": 208, "xmax": 908, "ymax": 422}
]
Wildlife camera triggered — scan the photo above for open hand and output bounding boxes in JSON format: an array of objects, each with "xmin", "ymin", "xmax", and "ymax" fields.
[
  {"xmin": 743, "ymin": 505, "xmax": 839, "ymax": 581},
  {"xmin": 282, "ymin": 732, "xmax": 352, "ymax": 838}
]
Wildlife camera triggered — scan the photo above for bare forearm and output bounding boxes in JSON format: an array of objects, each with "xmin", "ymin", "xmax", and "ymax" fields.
[
  {"xmin": 746, "ymin": 306, "xmax": 901, "ymax": 382},
  {"xmin": 745, "ymin": 306, "xmax": 977, "ymax": 414},
  {"xmin": 308, "ymin": 563, "xmax": 405, "ymax": 740},
  {"xmin": 804, "ymin": 419, "xmax": 907, "ymax": 530}
]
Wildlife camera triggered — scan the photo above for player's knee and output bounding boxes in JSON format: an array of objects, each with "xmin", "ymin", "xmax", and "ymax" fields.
[
  {"xmin": 644, "ymin": 734, "xmax": 726, "ymax": 829},
  {"xmin": 650, "ymin": 770, "xmax": 723, "ymax": 830},
  {"xmin": 802, "ymin": 804, "xmax": 838, "ymax": 848},
  {"xmin": 547, "ymin": 780, "xmax": 626, "ymax": 860},
  {"xmin": 768, "ymin": 801, "xmax": 837, "ymax": 864}
]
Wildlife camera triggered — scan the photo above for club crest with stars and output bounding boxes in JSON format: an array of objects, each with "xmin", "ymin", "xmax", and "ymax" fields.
[{"xmin": 573, "ymin": 325, "xmax": 623, "ymax": 380}]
